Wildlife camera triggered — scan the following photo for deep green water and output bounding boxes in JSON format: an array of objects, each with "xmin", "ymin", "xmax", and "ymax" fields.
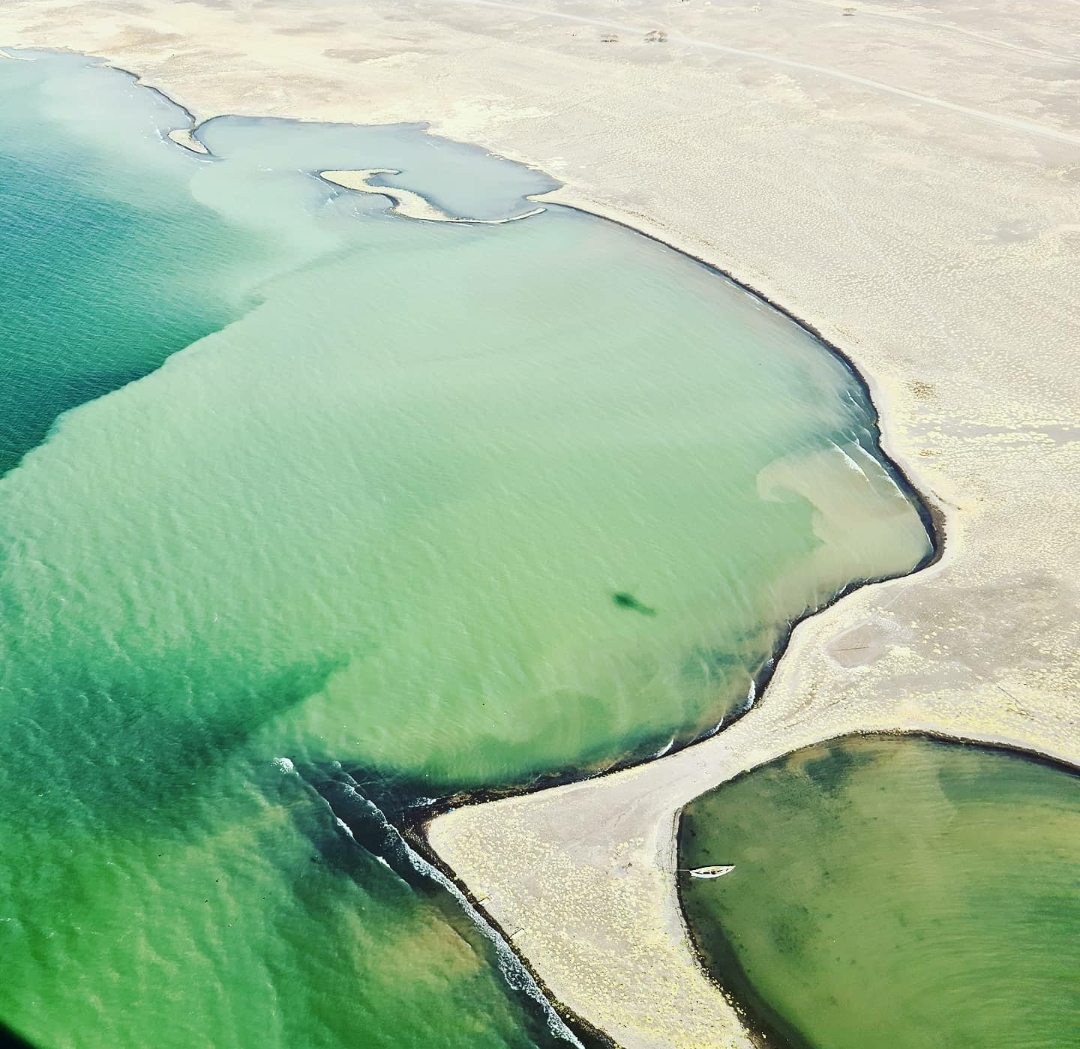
[
  {"xmin": 1, "ymin": 51, "xmax": 930, "ymax": 1049},
  {"xmin": 680, "ymin": 737, "xmax": 1080, "ymax": 1049}
]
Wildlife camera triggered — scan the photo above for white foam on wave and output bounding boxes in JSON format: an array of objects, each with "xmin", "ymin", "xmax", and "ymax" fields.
[
  {"xmin": 846, "ymin": 439, "xmax": 908, "ymax": 499},
  {"xmin": 401, "ymin": 841, "xmax": 584, "ymax": 1047},
  {"xmin": 321, "ymin": 779, "xmax": 582, "ymax": 1045},
  {"xmin": 652, "ymin": 737, "xmax": 676, "ymax": 759},
  {"xmin": 829, "ymin": 439, "xmax": 868, "ymax": 476},
  {"xmin": 701, "ymin": 676, "xmax": 760, "ymax": 741}
]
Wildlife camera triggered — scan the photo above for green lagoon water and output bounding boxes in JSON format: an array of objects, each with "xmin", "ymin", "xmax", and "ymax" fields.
[
  {"xmin": 681, "ymin": 737, "xmax": 1080, "ymax": 1049},
  {"xmin": 0, "ymin": 51, "xmax": 932, "ymax": 1049}
]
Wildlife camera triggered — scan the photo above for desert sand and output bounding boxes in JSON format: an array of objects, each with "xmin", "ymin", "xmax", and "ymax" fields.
[{"xmin": 2, "ymin": 1, "xmax": 1078, "ymax": 1046}]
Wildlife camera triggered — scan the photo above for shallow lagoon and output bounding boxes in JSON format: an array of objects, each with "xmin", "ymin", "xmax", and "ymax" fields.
[
  {"xmin": 1, "ymin": 52, "xmax": 929, "ymax": 1049},
  {"xmin": 681, "ymin": 737, "xmax": 1080, "ymax": 1049}
]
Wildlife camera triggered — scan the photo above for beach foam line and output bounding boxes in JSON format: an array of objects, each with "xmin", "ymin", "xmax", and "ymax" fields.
[
  {"xmin": 319, "ymin": 168, "xmax": 545, "ymax": 224},
  {"xmin": 319, "ymin": 775, "xmax": 583, "ymax": 1048}
]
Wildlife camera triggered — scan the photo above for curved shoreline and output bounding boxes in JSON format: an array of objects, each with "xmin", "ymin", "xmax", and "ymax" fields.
[
  {"xmin": 424, "ymin": 148, "xmax": 1077, "ymax": 1049},
  {"xmin": 0, "ymin": 40, "xmax": 1011, "ymax": 1049},
  {"xmin": 526, "ymin": 192, "xmax": 947, "ymax": 570},
  {"xmin": 674, "ymin": 730, "xmax": 1080, "ymax": 1049},
  {"xmin": 3, "ymin": 46, "xmax": 934, "ymax": 1048},
  {"xmin": 2, "ymin": 6, "xmax": 1077, "ymax": 1048}
]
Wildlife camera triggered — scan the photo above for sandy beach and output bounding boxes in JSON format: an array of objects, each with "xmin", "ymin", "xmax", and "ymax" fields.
[{"xmin": 2, "ymin": 1, "xmax": 1078, "ymax": 1046}]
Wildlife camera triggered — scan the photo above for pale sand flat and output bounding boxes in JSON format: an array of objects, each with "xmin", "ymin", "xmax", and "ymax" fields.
[
  {"xmin": 167, "ymin": 126, "xmax": 209, "ymax": 155},
  {"xmin": 319, "ymin": 167, "xmax": 544, "ymax": 222},
  {"xmin": 1, "ymin": 2, "xmax": 1078, "ymax": 1046}
]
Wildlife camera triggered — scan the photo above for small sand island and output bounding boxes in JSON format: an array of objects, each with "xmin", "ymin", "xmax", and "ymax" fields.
[
  {"xmin": 0, "ymin": 3, "xmax": 1077, "ymax": 1049},
  {"xmin": 320, "ymin": 167, "xmax": 544, "ymax": 222}
]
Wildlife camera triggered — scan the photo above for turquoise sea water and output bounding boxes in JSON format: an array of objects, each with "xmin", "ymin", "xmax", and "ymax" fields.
[
  {"xmin": 0, "ymin": 63, "xmax": 267, "ymax": 476},
  {"xmin": 0, "ymin": 52, "xmax": 930, "ymax": 1049}
]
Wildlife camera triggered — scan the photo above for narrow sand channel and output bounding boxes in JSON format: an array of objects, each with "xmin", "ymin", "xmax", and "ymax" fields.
[{"xmin": 1, "ymin": 1, "xmax": 1077, "ymax": 1046}]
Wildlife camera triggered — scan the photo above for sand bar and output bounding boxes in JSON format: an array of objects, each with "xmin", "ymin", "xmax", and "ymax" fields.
[
  {"xmin": 1, "ymin": 1, "xmax": 1077, "ymax": 1046},
  {"xmin": 166, "ymin": 126, "xmax": 209, "ymax": 154},
  {"xmin": 320, "ymin": 167, "xmax": 544, "ymax": 221}
]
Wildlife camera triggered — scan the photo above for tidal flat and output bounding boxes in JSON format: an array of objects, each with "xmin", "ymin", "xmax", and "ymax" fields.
[{"xmin": 1, "ymin": 50, "xmax": 930, "ymax": 1049}]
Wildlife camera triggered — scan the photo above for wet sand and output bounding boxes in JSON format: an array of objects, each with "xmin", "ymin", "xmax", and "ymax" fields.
[{"xmin": 2, "ymin": 1, "xmax": 1078, "ymax": 1046}]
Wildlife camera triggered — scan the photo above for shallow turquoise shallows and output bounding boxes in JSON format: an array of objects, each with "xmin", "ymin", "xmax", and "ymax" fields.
[{"xmin": 0, "ymin": 51, "xmax": 930, "ymax": 1049}]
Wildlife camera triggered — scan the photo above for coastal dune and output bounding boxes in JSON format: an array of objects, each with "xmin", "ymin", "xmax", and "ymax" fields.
[{"xmin": 2, "ymin": 1, "xmax": 1078, "ymax": 1046}]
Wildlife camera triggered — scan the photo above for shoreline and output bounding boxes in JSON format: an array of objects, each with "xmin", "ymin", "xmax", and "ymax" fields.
[
  {"xmin": 2, "ymin": 43, "xmax": 906, "ymax": 1045},
  {"xmin": 1, "ymin": 3, "xmax": 1077, "ymax": 1047},
  {"xmin": 0, "ymin": 33, "xmax": 1045, "ymax": 1048},
  {"xmin": 525, "ymin": 187, "xmax": 953, "ymax": 554},
  {"xmin": 527, "ymin": 191, "xmax": 948, "ymax": 568},
  {"xmin": 106, "ymin": 38, "xmax": 952, "ymax": 850}
]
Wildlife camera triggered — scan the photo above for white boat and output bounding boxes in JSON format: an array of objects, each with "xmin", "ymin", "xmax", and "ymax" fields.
[{"xmin": 688, "ymin": 864, "xmax": 735, "ymax": 879}]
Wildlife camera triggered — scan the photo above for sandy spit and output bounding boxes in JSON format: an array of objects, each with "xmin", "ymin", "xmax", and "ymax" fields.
[
  {"xmin": 1, "ymin": 1, "xmax": 1078, "ymax": 1047},
  {"xmin": 319, "ymin": 167, "xmax": 544, "ymax": 222}
]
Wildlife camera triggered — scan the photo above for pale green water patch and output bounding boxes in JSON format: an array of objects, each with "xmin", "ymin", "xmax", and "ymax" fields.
[
  {"xmin": 0, "ymin": 204, "xmax": 932, "ymax": 790},
  {"xmin": 680, "ymin": 737, "xmax": 1080, "ymax": 1049},
  {"xmin": 191, "ymin": 114, "xmax": 558, "ymax": 221},
  {"xmin": 0, "ymin": 48, "xmax": 559, "ymax": 478}
]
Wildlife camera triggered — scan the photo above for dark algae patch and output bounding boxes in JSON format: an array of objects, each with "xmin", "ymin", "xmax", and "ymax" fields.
[{"xmin": 679, "ymin": 736, "xmax": 1080, "ymax": 1049}]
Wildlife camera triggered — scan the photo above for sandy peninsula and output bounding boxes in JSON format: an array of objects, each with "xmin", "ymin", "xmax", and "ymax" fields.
[
  {"xmin": 2, "ymin": 1, "xmax": 1078, "ymax": 1046},
  {"xmin": 319, "ymin": 167, "xmax": 545, "ymax": 221}
]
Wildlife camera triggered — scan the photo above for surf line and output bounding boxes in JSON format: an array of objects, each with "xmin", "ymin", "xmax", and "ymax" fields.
[
  {"xmin": 305, "ymin": 767, "xmax": 585, "ymax": 1048},
  {"xmin": 319, "ymin": 168, "xmax": 545, "ymax": 224}
]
